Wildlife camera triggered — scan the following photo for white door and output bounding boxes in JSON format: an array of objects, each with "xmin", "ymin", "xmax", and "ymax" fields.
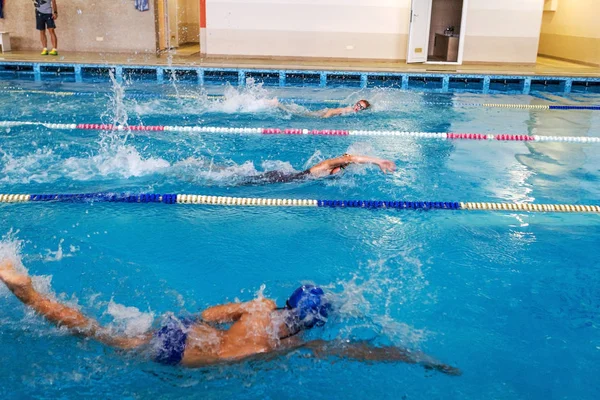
[{"xmin": 406, "ymin": 0, "xmax": 433, "ymax": 63}]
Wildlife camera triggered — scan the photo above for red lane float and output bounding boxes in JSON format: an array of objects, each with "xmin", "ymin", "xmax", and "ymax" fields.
[
  {"xmin": 495, "ymin": 134, "xmax": 535, "ymax": 141},
  {"xmin": 447, "ymin": 133, "xmax": 488, "ymax": 140}
]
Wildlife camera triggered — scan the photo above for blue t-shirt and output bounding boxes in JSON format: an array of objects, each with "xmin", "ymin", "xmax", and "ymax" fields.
[{"xmin": 34, "ymin": 0, "xmax": 53, "ymax": 15}]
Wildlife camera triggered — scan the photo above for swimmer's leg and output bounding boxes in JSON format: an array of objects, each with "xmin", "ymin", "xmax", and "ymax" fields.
[
  {"xmin": 0, "ymin": 259, "xmax": 150, "ymax": 350},
  {"xmin": 302, "ymin": 339, "xmax": 461, "ymax": 376}
]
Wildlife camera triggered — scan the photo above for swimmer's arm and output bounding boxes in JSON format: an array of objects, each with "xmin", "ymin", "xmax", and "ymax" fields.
[
  {"xmin": 321, "ymin": 107, "xmax": 352, "ymax": 118},
  {"xmin": 271, "ymin": 98, "xmax": 314, "ymax": 116},
  {"xmin": 302, "ymin": 339, "xmax": 461, "ymax": 376},
  {"xmin": 201, "ymin": 299, "xmax": 276, "ymax": 323},
  {"xmin": 309, "ymin": 154, "xmax": 396, "ymax": 175},
  {"xmin": 0, "ymin": 260, "xmax": 149, "ymax": 350},
  {"xmin": 346, "ymin": 154, "xmax": 396, "ymax": 173}
]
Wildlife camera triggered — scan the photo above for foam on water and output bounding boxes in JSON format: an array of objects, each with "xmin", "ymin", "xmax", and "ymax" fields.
[
  {"xmin": 0, "ymin": 146, "xmax": 170, "ymax": 183},
  {"xmin": 208, "ymin": 79, "xmax": 280, "ymax": 113},
  {"xmin": 63, "ymin": 145, "xmax": 170, "ymax": 180},
  {"xmin": 105, "ymin": 300, "xmax": 154, "ymax": 337}
]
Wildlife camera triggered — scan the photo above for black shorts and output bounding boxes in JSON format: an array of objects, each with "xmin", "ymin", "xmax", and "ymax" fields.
[{"xmin": 36, "ymin": 12, "xmax": 56, "ymax": 31}]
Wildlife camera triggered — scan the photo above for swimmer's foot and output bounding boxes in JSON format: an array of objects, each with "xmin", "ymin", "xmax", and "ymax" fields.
[
  {"xmin": 0, "ymin": 259, "xmax": 32, "ymax": 288},
  {"xmin": 425, "ymin": 363, "xmax": 462, "ymax": 376}
]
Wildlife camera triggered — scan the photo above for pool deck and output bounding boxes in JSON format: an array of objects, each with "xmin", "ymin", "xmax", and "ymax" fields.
[{"xmin": 0, "ymin": 50, "xmax": 598, "ymax": 77}]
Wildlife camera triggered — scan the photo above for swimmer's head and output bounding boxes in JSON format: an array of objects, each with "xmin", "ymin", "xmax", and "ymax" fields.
[
  {"xmin": 353, "ymin": 100, "xmax": 371, "ymax": 112},
  {"xmin": 283, "ymin": 285, "xmax": 331, "ymax": 334}
]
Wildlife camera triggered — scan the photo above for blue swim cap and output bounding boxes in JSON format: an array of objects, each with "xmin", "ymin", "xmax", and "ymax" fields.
[{"xmin": 285, "ymin": 285, "xmax": 331, "ymax": 330}]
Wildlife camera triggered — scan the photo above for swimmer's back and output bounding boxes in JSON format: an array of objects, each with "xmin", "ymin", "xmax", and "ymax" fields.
[{"xmin": 242, "ymin": 170, "xmax": 311, "ymax": 185}]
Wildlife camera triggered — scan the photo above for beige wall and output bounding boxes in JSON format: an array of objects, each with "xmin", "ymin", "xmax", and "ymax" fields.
[
  {"xmin": 0, "ymin": 0, "xmax": 156, "ymax": 53},
  {"xmin": 205, "ymin": 0, "xmax": 544, "ymax": 63},
  {"xmin": 462, "ymin": 0, "xmax": 544, "ymax": 64},
  {"xmin": 538, "ymin": 0, "xmax": 600, "ymax": 66},
  {"xmin": 0, "ymin": 0, "xmax": 547, "ymax": 63},
  {"xmin": 205, "ymin": 0, "xmax": 411, "ymax": 60}
]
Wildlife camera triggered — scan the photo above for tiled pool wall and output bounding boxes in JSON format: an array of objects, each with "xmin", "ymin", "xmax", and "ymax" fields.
[{"xmin": 1, "ymin": 62, "xmax": 599, "ymax": 94}]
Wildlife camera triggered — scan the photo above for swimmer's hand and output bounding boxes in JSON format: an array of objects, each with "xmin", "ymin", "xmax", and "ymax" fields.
[{"xmin": 377, "ymin": 159, "xmax": 396, "ymax": 174}]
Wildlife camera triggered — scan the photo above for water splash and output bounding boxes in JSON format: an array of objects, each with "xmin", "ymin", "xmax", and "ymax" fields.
[
  {"xmin": 105, "ymin": 299, "xmax": 154, "ymax": 337},
  {"xmin": 0, "ymin": 230, "xmax": 27, "ymax": 276},
  {"xmin": 44, "ymin": 238, "xmax": 67, "ymax": 262},
  {"xmin": 323, "ymin": 256, "xmax": 430, "ymax": 347},
  {"xmin": 208, "ymin": 79, "xmax": 279, "ymax": 113}
]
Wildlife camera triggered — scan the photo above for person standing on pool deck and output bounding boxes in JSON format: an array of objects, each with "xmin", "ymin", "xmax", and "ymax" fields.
[
  {"xmin": 244, "ymin": 153, "xmax": 396, "ymax": 184},
  {"xmin": 0, "ymin": 259, "xmax": 460, "ymax": 375},
  {"xmin": 33, "ymin": 0, "xmax": 59, "ymax": 56},
  {"xmin": 271, "ymin": 98, "xmax": 371, "ymax": 118}
]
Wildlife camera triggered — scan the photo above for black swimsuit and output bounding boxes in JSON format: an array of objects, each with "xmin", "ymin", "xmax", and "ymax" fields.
[{"xmin": 243, "ymin": 169, "xmax": 311, "ymax": 184}]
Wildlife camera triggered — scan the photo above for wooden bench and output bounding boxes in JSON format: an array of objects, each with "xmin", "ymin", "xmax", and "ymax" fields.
[{"xmin": 0, "ymin": 32, "xmax": 12, "ymax": 53}]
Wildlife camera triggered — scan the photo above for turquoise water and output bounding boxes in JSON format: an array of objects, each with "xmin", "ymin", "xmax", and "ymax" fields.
[{"xmin": 1, "ymin": 77, "xmax": 600, "ymax": 399}]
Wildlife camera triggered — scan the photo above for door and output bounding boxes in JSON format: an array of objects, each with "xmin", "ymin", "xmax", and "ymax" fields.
[
  {"xmin": 167, "ymin": 0, "xmax": 179, "ymax": 48},
  {"xmin": 157, "ymin": 0, "xmax": 170, "ymax": 52},
  {"xmin": 406, "ymin": 0, "xmax": 432, "ymax": 63}
]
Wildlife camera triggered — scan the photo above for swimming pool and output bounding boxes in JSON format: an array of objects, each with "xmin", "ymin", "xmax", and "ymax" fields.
[{"xmin": 1, "ymin": 75, "xmax": 599, "ymax": 399}]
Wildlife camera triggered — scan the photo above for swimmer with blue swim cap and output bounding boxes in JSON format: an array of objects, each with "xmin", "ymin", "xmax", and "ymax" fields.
[
  {"xmin": 279, "ymin": 285, "xmax": 332, "ymax": 338},
  {"xmin": 0, "ymin": 259, "xmax": 460, "ymax": 375}
]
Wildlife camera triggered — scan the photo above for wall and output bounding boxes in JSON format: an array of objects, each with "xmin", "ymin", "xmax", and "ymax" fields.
[
  {"xmin": 428, "ymin": 0, "xmax": 463, "ymax": 57},
  {"xmin": 462, "ymin": 0, "xmax": 544, "ymax": 64},
  {"xmin": 0, "ymin": 0, "xmax": 156, "ymax": 53},
  {"xmin": 538, "ymin": 0, "xmax": 600, "ymax": 66},
  {"xmin": 205, "ymin": 0, "xmax": 412, "ymax": 60},
  {"xmin": 204, "ymin": 0, "xmax": 544, "ymax": 63},
  {"xmin": 0, "ymin": 0, "xmax": 546, "ymax": 63}
]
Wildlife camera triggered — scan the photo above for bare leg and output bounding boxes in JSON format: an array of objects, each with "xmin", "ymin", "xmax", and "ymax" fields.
[
  {"xmin": 0, "ymin": 259, "xmax": 150, "ymax": 349},
  {"xmin": 303, "ymin": 339, "xmax": 462, "ymax": 376},
  {"xmin": 48, "ymin": 28, "xmax": 58, "ymax": 49},
  {"xmin": 39, "ymin": 30, "xmax": 48, "ymax": 48}
]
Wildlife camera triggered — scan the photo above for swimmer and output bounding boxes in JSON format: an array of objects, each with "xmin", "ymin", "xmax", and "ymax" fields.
[
  {"xmin": 0, "ymin": 259, "xmax": 460, "ymax": 375},
  {"xmin": 244, "ymin": 153, "xmax": 396, "ymax": 184},
  {"xmin": 271, "ymin": 98, "xmax": 371, "ymax": 118}
]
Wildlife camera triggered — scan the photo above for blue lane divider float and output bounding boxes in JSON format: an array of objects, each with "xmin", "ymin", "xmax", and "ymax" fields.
[
  {"xmin": 548, "ymin": 105, "xmax": 600, "ymax": 110},
  {"xmin": 317, "ymin": 200, "xmax": 461, "ymax": 209},
  {"xmin": 1, "ymin": 193, "xmax": 599, "ymax": 213}
]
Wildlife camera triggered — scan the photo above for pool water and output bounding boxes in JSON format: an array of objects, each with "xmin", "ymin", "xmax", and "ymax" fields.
[{"xmin": 0, "ymin": 77, "xmax": 599, "ymax": 399}]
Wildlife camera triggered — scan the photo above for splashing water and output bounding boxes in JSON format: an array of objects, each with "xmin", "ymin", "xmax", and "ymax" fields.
[
  {"xmin": 209, "ymin": 79, "xmax": 280, "ymax": 113},
  {"xmin": 0, "ymin": 230, "xmax": 27, "ymax": 275},
  {"xmin": 105, "ymin": 300, "xmax": 154, "ymax": 337}
]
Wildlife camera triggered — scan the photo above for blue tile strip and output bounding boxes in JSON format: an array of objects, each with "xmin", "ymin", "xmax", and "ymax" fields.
[
  {"xmin": 279, "ymin": 70, "xmax": 286, "ymax": 87},
  {"xmin": 401, "ymin": 74, "xmax": 409, "ymax": 90},
  {"xmin": 0, "ymin": 61, "xmax": 599, "ymax": 94},
  {"xmin": 360, "ymin": 74, "xmax": 368, "ymax": 88},
  {"xmin": 33, "ymin": 64, "xmax": 41, "ymax": 82},
  {"xmin": 319, "ymin": 72, "xmax": 327, "ymax": 88},
  {"xmin": 523, "ymin": 77, "xmax": 531, "ymax": 95},
  {"xmin": 482, "ymin": 76, "xmax": 490, "ymax": 94},
  {"xmin": 442, "ymin": 76, "xmax": 449, "ymax": 92},
  {"xmin": 564, "ymin": 78, "xmax": 573, "ymax": 93},
  {"xmin": 74, "ymin": 65, "xmax": 82, "ymax": 83}
]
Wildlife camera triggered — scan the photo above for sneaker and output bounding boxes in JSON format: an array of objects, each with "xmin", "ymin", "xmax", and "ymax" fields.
[
  {"xmin": 49, "ymin": 49, "xmax": 58, "ymax": 56},
  {"xmin": 41, "ymin": 48, "xmax": 48, "ymax": 55}
]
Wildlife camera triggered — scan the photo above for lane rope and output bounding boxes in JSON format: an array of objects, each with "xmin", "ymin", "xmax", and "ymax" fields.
[
  {"xmin": 0, "ymin": 193, "xmax": 598, "ymax": 213},
  {"xmin": 0, "ymin": 120, "xmax": 598, "ymax": 143}
]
